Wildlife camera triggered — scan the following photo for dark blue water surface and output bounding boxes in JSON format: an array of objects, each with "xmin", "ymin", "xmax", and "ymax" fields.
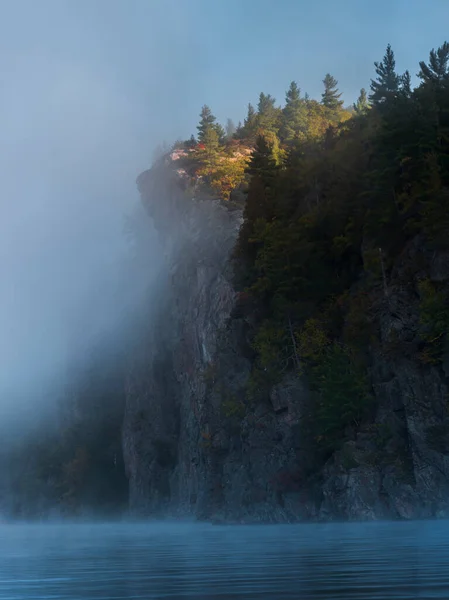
[{"xmin": 0, "ymin": 520, "xmax": 448, "ymax": 599}]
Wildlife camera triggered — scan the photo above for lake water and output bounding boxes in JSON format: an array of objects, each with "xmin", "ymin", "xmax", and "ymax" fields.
[{"xmin": 0, "ymin": 520, "xmax": 449, "ymax": 598}]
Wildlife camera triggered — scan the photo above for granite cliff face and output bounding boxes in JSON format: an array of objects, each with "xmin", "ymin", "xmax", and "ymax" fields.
[
  {"xmin": 122, "ymin": 158, "xmax": 449, "ymax": 522},
  {"xmin": 319, "ymin": 237, "xmax": 449, "ymax": 521}
]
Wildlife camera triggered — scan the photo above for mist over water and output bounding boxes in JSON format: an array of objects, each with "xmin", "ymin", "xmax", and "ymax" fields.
[
  {"xmin": 3, "ymin": 4, "xmax": 449, "ymax": 598},
  {"xmin": 1, "ymin": 521, "xmax": 449, "ymax": 599}
]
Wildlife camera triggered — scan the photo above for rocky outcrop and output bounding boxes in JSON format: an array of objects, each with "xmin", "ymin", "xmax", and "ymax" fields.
[
  {"xmin": 122, "ymin": 162, "xmax": 310, "ymax": 522},
  {"xmin": 318, "ymin": 238, "xmax": 449, "ymax": 521},
  {"xmin": 122, "ymin": 160, "xmax": 449, "ymax": 522}
]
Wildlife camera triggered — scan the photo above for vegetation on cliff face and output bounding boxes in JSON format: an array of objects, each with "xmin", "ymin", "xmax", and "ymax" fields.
[
  {"xmin": 7, "ymin": 43, "xmax": 449, "ymax": 518},
  {"xmin": 170, "ymin": 69, "xmax": 351, "ymax": 202},
  {"xmin": 172, "ymin": 42, "xmax": 449, "ymax": 459}
]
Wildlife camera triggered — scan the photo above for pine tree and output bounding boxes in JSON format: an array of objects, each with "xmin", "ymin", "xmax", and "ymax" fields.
[
  {"xmin": 258, "ymin": 92, "xmax": 276, "ymax": 114},
  {"xmin": 257, "ymin": 93, "xmax": 280, "ymax": 133},
  {"xmin": 417, "ymin": 42, "xmax": 449, "ymax": 188},
  {"xmin": 281, "ymin": 81, "xmax": 307, "ymax": 141},
  {"xmin": 247, "ymin": 134, "xmax": 279, "ymax": 186},
  {"xmin": 418, "ymin": 42, "xmax": 449, "ymax": 85},
  {"xmin": 370, "ymin": 44, "xmax": 400, "ymax": 104},
  {"xmin": 400, "ymin": 71, "xmax": 412, "ymax": 98},
  {"xmin": 197, "ymin": 105, "xmax": 216, "ymax": 142},
  {"xmin": 197, "ymin": 105, "xmax": 225, "ymax": 144},
  {"xmin": 353, "ymin": 88, "xmax": 369, "ymax": 115},
  {"xmin": 245, "ymin": 103, "xmax": 257, "ymax": 128},
  {"xmin": 321, "ymin": 74, "xmax": 343, "ymax": 111},
  {"xmin": 236, "ymin": 135, "xmax": 280, "ymax": 262},
  {"xmin": 215, "ymin": 122, "xmax": 226, "ymax": 144},
  {"xmin": 286, "ymin": 81, "xmax": 300, "ymax": 104},
  {"xmin": 237, "ymin": 103, "xmax": 257, "ymax": 140}
]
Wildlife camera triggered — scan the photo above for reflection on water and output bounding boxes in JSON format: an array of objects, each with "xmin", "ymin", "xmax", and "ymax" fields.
[{"xmin": 0, "ymin": 520, "xmax": 448, "ymax": 598}]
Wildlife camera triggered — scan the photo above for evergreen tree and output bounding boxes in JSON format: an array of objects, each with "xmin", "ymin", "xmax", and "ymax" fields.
[
  {"xmin": 321, "ymin": 74, "xmax": 344, "ymax": 111},
  {"xmin": 370, "ymin": 44, "xmax": 400, "ymax": 104},
  {"xmin": 197, "ymin": 105, "xmax": 225, "ymax": 144},
  {"xmin": 353, "ymin": 88, "xmax": 369, "ymax": 115},
  {"xmin": 417, "ymin": 43, "xmax": 449, "ymax": 192},
  {"xmin": 418, "ymin": 42, "xmax": 449, "ymax": 85},
  {"xmin": 197, "ymin": 105, "xmax": 216, "ymax": 142},
  {"xmin": 281, "ymin": 81, "xmax": 307, "ymax": 141},
  {"xmin": 237, "ymin": 103, "xmax": 257, "ymax": 140},
  {"xmin": 247, "ymin": 134, "xmax": 279, "ymax": 186},
  {"xmin": 257, "ymin": 93, "xmax": 280, "ymax": 133},
  {"xmin": 418, "ymin": 42, "xmax": 449, "ymax": 83},
  {"xmin": 286, "ymin": 80, "xmax": 301, "ymax": 104},
  {"xmin": 245, "ymin": 103, "xmax": 257, "ymax": 129},
  {"xmin": 235, "ymin": 135, "xmax": 280, "ymax": 263},
  {"xmin": 258, "ymin": 92, "xmax": 276, "ymax": 114},
  {"xmin": 400, "ymin": 71, "xmax": 412, "ymax": 98},
  {"xmin": 215, "ymin": 122, "xmax": 226, "ymax": 144}
]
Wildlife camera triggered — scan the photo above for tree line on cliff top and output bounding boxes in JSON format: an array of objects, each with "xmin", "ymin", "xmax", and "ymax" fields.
[{"xmin": 178, "ymin": 43, "xmax": 449, "ymax": 458}]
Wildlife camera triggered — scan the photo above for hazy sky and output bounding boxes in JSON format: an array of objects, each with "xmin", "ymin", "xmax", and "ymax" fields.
[{"xmin": 0, "ymin": 0, "xmax": 448, "ymax": 420}]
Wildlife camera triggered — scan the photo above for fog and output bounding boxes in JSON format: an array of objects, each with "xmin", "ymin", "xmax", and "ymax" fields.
[
  {"xmin": 0, "ymin": 0, "xmax": 199, "ymax": 427},
  {"xmin": 2, "ymin": 521, "xmax": 449, "ymax": 597},
  {"xmin": 1, "ymin": 0, "xmax": 447, "ymax": 430}
]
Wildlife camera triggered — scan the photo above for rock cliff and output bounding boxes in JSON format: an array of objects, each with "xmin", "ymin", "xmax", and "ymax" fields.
[{"xmin": 122, "ymin": 157, "xmax": 449, "ymax": 522}]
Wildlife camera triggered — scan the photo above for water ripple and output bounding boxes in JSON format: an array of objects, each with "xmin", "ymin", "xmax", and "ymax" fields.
[{"xmin": 0, "ymin": 521, "xmax": 448, "ymax": 598}]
